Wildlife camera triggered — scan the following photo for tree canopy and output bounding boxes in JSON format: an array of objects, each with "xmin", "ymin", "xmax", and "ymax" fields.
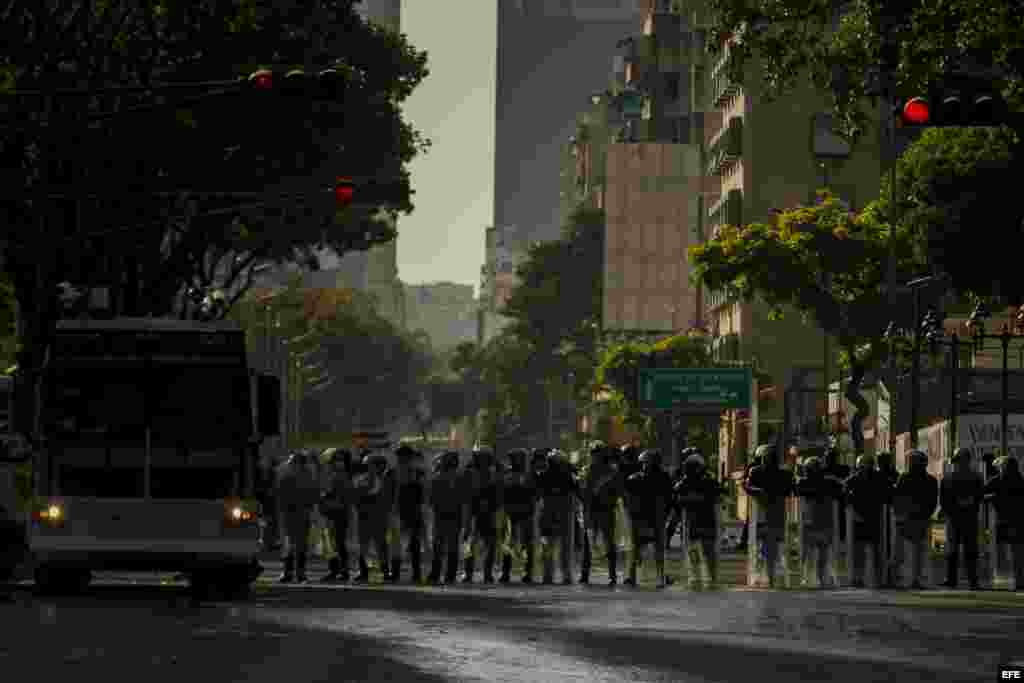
[
  {"xmin": 705, "ymin": 0, "xmax": 1024, "ymax": 301},
  {"xmin": 0, "ymin": 1, "xmax": 430, "ymax": 370}
]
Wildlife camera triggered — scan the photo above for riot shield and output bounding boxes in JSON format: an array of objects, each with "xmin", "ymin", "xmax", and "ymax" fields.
[
  {"xmin": 880, "ymin": 503, "xmax": 893, "ymax": 587},
  {"xmin": 988, "ymin": 503, "xmax": 1013, "ymax": 590},
  {"xmin": 845, "ymin": 503, "xmax": 882, "ymax": 589},
  {"xmin": 748, "ymin": 496, "xmax": 794, "ymax": 588}
]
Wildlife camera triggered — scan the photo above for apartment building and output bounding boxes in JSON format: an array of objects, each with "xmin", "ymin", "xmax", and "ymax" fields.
[
  {"xmin": 673, "ymin": 0, "xmax": 882, "ymax": 483},
  {"xmin": 478, "ymin": 224, "xmax": 529, "ymax": 346}
]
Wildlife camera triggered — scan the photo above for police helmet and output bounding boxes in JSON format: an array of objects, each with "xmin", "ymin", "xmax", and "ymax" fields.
[
  {"xmin": 754, "ymin": 444, "xmax": 776, "ymax": 465},
  {"xmin": 639, "ymin": 449, "xmax": 662, "ymax": 466},
  {"xmin": 589, "ymin": 441, "xmax": 608, "ymax": 458},
  {"xmin": 803, "ymin": 455, "xmax": 822, "ymax": 471},
  {"xmin": 999, "ymin": 455, "xmax": 1019, "ymax": 474},
  {"xmin": 548, "ymin": 449, "xmax": 570, "ymax": 465},
  {"xmin": 951, "ymin": 447, "xmax": 972, "ymax": 464},
  {"xmin": 855, "ymin": 454, "xmax": 875, "ymax": 470},
  {"xmin": 620, "ymin": 445, "xmax": 639, "ymax": 461},
  {"xmin": 439, "ymin": 450, "xmax": 460, "ymax": 470},
  {"xmin": 909, "ymin": 450, "xmax": 928, "ymax": 468},
  {"xmin": 395, "ymin": 444, "xmax": 419, "ymax": 460},
  {"xmin": 364, "ymin": 453, "xmax": 389, "ymax": 468},
  {"xmin": 472, "ymin": 446, "xmax": 494, "ymax": 460},
  {"xmin": 684, "ymin": 453, "xmax": 705, "ymax": 471}
]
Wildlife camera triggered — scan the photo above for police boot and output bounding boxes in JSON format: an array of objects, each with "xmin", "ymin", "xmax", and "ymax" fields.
[
  {"xmin": 320, "ymin": 557, "xmax": 341, "ymax": 583},
  {"xmin": 445, "ymin": 550, "xmax": 459, "ymax": 584},
  {"xmin": 500, "ymin": 555, "xmax": 512, "ymax": 584},
  {"xmin": 522, "ymin": 543, "xmax": 534, "ymax": 584},
  {"xmin": 966, "ymin": 554, "xmax": 980, "ymax": 590},
  {"xmin": 390, "ymin": 558, "xmax": 402, "ymax": 583},
  {"xmin": 462, "ymin": 556, "xmax": 475, "ymax": 584},
  {"xmin": 337, "ymin": 549, "xmax": 350, "ymax": 582},
  {"xmin": 608, "ymin": 545, "xmax": 618, "ymax": 586},
  {"xmin": 483, "ymin": 544, "xmax": 496, "ymax": 584},
  {"xmin": 428, "ymin": 551, "xmax": 443, "ymax": 584},
  {"xmin": 295, "ymin": 553, "xmax": 308, "ymax": 584},
  {"xmin": 354, "ymin": 557, "xmax": 370, "ymax": 584},
  {"xmin": 277, "ymin": 555, "xmax": 295, "ymax": 584},
  {"xmin": 942, "ymin": 554, "xmax": 959, "ymax": 588},
  {"xmin": 411, "ymin": 543, "xmax": 423, "ymax": 584}
]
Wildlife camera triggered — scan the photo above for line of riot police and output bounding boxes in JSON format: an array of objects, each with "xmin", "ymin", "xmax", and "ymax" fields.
[
  {"xmin": 268, "ymin": 442, "xmax": 728, "ymax": 588},
  {"xmin": 741, "ymin": 443, "xmax": 1024, "ymax": 590}
]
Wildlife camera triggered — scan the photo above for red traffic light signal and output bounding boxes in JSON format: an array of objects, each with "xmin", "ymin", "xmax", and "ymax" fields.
[
  {"xmin": 334, "ymin": 177, "xmax": 355, "ymax": 209},
  {"xmin": 900, "ymin": 97, "xmax": 930, "ymax": 126},
  {"xmin": 248, "ymin": 69, "xmax": 274, "ymax": 90},
  {"xmin": 898, "ymin": 86, "xmax": 1009, "ymax": 127},
  {"xmin": 247, "ymin": 68, "xmax": 346, "ymax": 101}
]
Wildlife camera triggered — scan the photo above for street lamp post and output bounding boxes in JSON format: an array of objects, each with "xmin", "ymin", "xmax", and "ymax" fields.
[{"xmin": 965, "ymin": 302, "xmax": 1024, "ymax": 465}]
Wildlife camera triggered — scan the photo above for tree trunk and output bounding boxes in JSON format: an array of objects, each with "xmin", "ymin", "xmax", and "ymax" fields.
[{"xmin": 844, "ymin": 356, "xmax": 870, "ymax": 456}]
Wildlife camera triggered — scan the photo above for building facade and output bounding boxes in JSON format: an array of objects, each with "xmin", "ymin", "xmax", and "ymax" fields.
[
  {"xmin": 478, "ymin": 224, "xmax": 528, "ymax": 345},
  {"xmin": 494, "ymin": 0, "xmax": 644, "ymax": 244}
]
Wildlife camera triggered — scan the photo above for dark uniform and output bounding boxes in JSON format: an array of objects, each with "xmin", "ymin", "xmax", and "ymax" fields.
[
  {"xmin": 843, "ymin": 454, "xmax": 887, "ymax": 587},
  {"xmin": 428, "ymin": 451, "xmax": 464, "ymax": 585},
  {"xmin": 537, "ymin": 450, "xmax": 578, "ymax": 584},
  {"xmin": 893, "ymin": 450, "xmax": 938, "ymax": 589},
  {"xmin": 392, "ymin": 446, "xmax": 427, "ymax": 583},
  {"xmin": 939, "ymin": 447, "xmax": 984, "ymax": 589},
  {"xmin": 664, "ymin": 451, "xmax": 692, "ymax": 551},
  {"xmin": 462, "ymin": 448, "xmax": 502, "ymax": 583},
  {"xmin": 984, "ymin": 456, "xmax": 1024, "ymax": 590},
  {"xmin": 276, "ymin": 450, "xmax": 321, "ymax": 583},
  {"xmin": 501, "ymin": 449, "xmax": 538, "ymax": 584},
  {"xmin": 875, "ymin": 452, "xmax": 899, "ymax": 586},
  {"xmin": 319, "ymin": 448, "xmax": 354, "ymax": 583},
  {"xmin": 580, "ymin": 444, "xmax": 625, "ymax": 585},
  {"xmin": 743, "ymin": 444, "xmax": 794, "ymax": 588},
  {"xmin": 353, "ymin": 453, "xmax": 394, "ymax": 583},
  {"xmin": 824, "ymin": 448, "xmax": 851, "ymax": 544},
  {"xmin": 674, "ymin": 452, "xmax": 722, "ymax": 587},
  {"xmin": 624, "ymin": 449, "xmax": 672, "ymax": 587},
  {"xmin": 794, "ymin": 456, "xmax": 841, "ymax": 587}
]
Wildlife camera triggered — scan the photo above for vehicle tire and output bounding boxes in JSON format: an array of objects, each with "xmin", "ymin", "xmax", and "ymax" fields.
[{"xmin": 34, "ymin": 566, "xmax": 91, "ymax": 595}]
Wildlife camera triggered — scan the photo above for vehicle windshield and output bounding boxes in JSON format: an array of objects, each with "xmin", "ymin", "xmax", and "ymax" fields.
[{"xmin": 50, "ymin": 365, "xmax": 251, "ymax": 499}]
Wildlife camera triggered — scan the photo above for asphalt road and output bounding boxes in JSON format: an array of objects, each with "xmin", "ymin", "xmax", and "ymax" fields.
[{"xmin": 1, "ymin": 571, "xmax": 1021, "ymax": 683}]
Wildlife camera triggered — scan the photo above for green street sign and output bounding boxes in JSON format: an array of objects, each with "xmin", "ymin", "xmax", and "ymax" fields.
[{"xmin": 638, "ymin": 368, "xmax": 752, "ymax": 412}]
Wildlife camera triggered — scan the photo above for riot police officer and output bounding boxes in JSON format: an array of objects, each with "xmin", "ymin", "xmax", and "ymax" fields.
[
  {"xmin": 674, "ymin": 451, "xmax": 722, "ymax": 588},
  {"xmin": 940, "ymin": 447, "xmax": 984, "ymax": 589},
  {"xmin": 276, "ymin": 449, "xmax": 321, "ymax": 583},
  {"xmin": 984, "ymin": 455, "xmax": 1024, "ymax": 590},
  {"xmin": 824, "ymin": 446, "xmax": 851, "ymax": 546},
  {"xmin": 664, "ymin": 448, "xmax": 694, "ymax": 550},
  {"xmin": 392, "ymin": 445, "xmax": 427, "ymax": 583},
  {"xmin": 428, "ymin": 450, "xmax": 465, "ymax": 585},
  {"xmin": 620, "ymin": 445, "xmax": 641, "ymax": 480},
  {"xmin": 624, "ymin": 449, "xmax": 673, "ymax": 588},
  {"xmin": 893, "ymin": 450, "xmax": 938, "ymax": 589},
  {"xmin": 844, "ymin": 454, "xmax": 886, "ymax": 587},
  {"xmin": 319, "ymin": 448, "xmax": 353, "ymax": 583},
  {"xmin": 794, "ymin": 456, "xmax": 840, "ymax": 588},
  {"xmin": 580, "ymin": 442, "xmax": 625, "ymax": 585},
  {"xmin": 743, "ymin": 444, "xmax": 794, "ymax": 588},
  {"xmin": 464, "ymin": 447, "xmax": 502, "ymax": 583},
  {"xmin": 353, "ymin": 453, "xmax": 394, "ymax": 583},
  {"xmin": 500, "ymin": 448, "xmax": 539, "ymax": 584},
  {"xmin": 537, "ymin": 449, "xmax": 577, "ymax": 584}
]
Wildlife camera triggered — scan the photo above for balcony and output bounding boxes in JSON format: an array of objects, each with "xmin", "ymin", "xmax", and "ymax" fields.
[{"xmin": 705, "ymin": 116, "xmax": 743, "ymax": 175}]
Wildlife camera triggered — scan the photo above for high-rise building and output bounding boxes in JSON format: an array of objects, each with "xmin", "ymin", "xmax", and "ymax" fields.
[
  {"xmin": 494, "ymin": 0, "xmax": 644, "ymax": 244},
  {"xmin": 403, "ymin": 282, "xmax": 478, "ymax": 351},
  {"xmin": 478, "ymin": 224, "xmax": 528, "ymax": 345}
]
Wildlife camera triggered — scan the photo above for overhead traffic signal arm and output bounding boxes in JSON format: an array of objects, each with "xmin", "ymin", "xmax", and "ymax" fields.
[
  {"xmin": 247, "ymin": 67, "xmax": 349, "ymax": 101},
  {"xmin": 897, "ymin": 82, "xmax": 1010, "ymax": 128}
]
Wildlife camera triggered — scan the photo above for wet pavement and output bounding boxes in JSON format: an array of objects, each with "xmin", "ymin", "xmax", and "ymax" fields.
[{"xmin": 1, "ymin": 573, "xmax": 1021, "ymax": 682}]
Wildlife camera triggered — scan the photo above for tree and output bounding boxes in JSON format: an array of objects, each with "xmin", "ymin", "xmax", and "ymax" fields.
[
  {"xmin": 231, "ymin": 276, "xmax": 433, "ymax": 437},
  {"xmin": 704, "ymin": 0, "xmax": 1024, "ymax": 300},
  {"xmin": 687, "ymin": 190, "xmax": 923, "ymax": 454},
  {"xmin": 0, "ymin": 1, "xmax": 430, "ymax": 377}
]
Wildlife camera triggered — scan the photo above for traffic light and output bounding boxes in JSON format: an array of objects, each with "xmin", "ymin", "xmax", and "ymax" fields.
[
  {"xmin": 246, "ymin": 67, "xmax": 347, "ymax": 101},
  {"xmin": 333, "ymin": 176, "xmax": 406, "ymax": 210},
  {"xmin": 896, "ymin": 84, "xmax": 1009, "ymax": 127}
]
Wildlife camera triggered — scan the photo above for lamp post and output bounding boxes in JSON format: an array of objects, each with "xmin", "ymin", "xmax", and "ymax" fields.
[
  {"xmin": 883, "ymin": 320, "xmax": 905, "ymax": 455},
  {"xmin": 965, "ymin": 301, "xmax": 1024, "ymax": 465}
]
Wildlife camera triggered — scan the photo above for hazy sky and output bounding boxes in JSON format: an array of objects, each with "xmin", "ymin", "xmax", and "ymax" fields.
[{"xmin": 398, "ymin": 0, "xmax": 497, "ymax": 293}]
